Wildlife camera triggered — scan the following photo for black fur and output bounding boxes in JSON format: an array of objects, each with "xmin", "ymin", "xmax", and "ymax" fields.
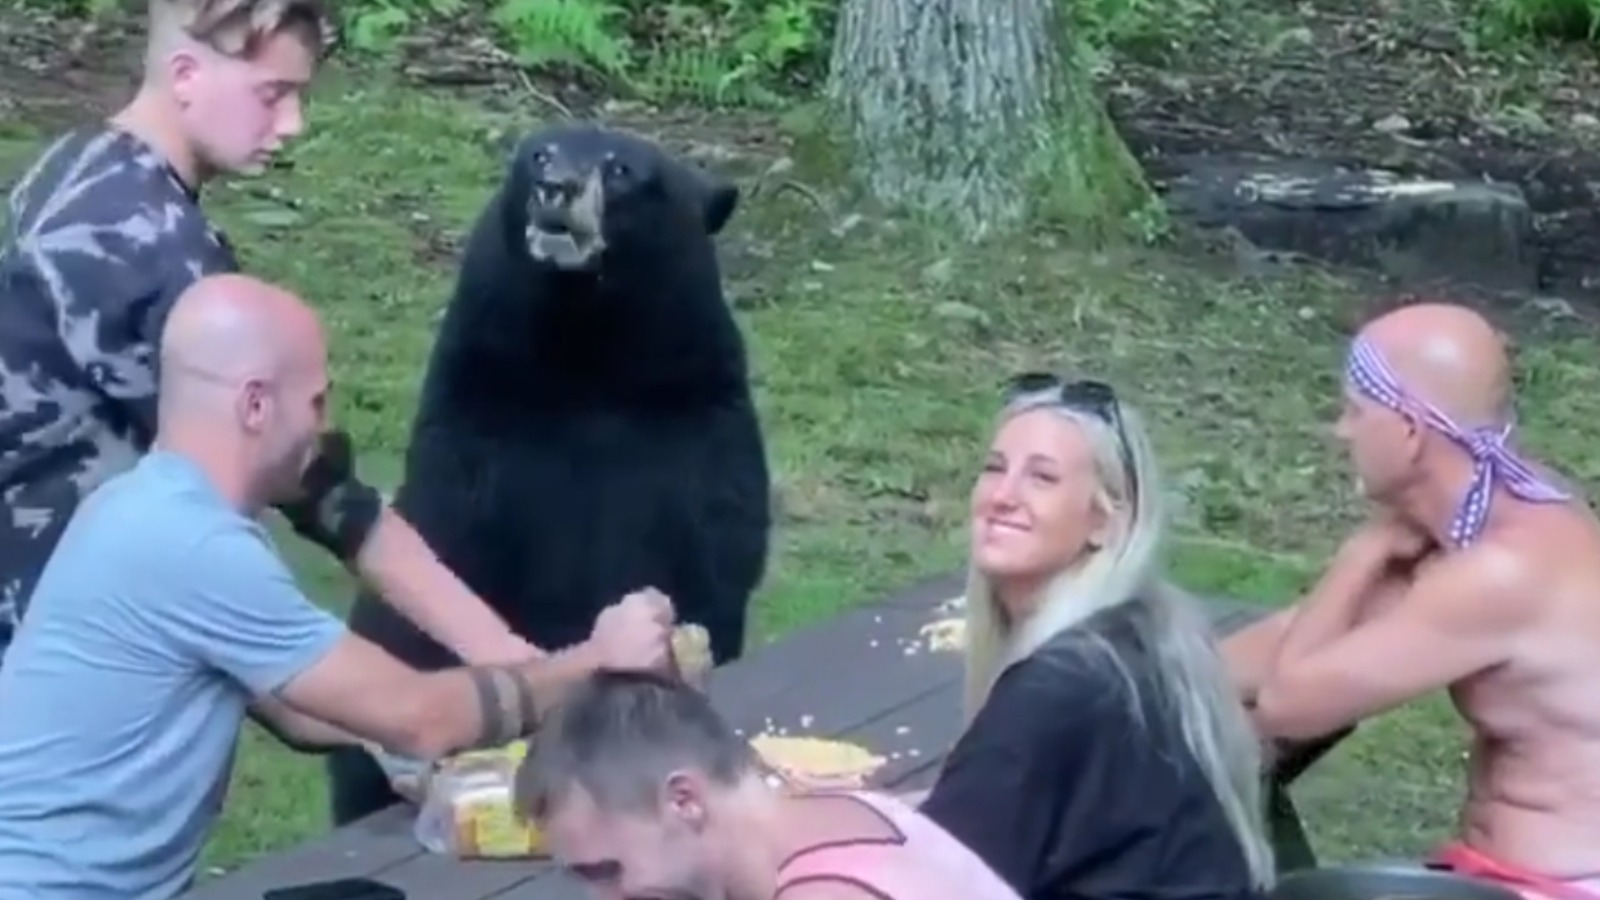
[{"xmin": 324, "ymin": 123, "xmax": 772, "ymax": 825}]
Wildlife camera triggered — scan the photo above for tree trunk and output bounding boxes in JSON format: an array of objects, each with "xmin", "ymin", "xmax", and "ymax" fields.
[{"xmin": 825, "ymin": 0, "xmax": 1156, "ymax": 239}]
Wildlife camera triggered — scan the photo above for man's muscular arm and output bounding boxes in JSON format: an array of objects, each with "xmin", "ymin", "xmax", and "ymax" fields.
[
  {"xmin": 1253, "ymin": 546, "xmax": 1532, "ymax": 740},
  {"xmin": 249, "ymin": 696, "xmax": 362, "ymax": 754},
  {"xmin": 1266, "ymin": 535, "xmax": 1399, "ymax": 679},
  {"xmin": 1221, "ymin": 607, "xmax": 1296, "ymax": 704},
  {"xmin": 274, "ymin": 630, "xmax": 604, "ymax": 761},
  {"xmin": 1224, "ymin": 540, "xmax": 1396, "ymax": 705},
  {"xmin": 274, "ymin": 430, "xmax": 536, "ymax": 665},
  {"xmin": 1224, "ymin": 534, "xmax": 1435, "ymax": 707},
  {"xmin": 164, "ymin": 523, "xmax": 606, "ymax": 761},
  {"xmin": 267, "ymin": 587, "xmax": 674, "ymax": 760}
]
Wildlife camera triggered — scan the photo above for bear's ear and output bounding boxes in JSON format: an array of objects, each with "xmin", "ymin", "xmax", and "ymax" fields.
[{"xmin": 701, "ymin": 176, "xmax": 740, "ymax": 236}]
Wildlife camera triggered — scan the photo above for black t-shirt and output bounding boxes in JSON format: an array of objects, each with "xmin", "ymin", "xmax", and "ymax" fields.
[{"xmin": 919, "ymin": 609, "xmax": 1264, "ymax": 900}]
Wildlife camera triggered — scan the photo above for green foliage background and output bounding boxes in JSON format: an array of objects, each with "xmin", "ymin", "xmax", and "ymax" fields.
[{"xmin": 21, "ymin": 0, "xmax": 1600, "ymax": 107}]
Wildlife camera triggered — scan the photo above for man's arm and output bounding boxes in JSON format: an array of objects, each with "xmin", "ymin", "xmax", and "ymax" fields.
[
  {"xmin": 163, "ymin": 523, "xmax": 611, "ymax": 760},
  {"xmin": 1223, "ymin": 541, "xmax": 1431, "ymax": 704},
  {"xmin": 245, "ymin": 699, "xmax": 443, "ymax": 807},
  {"xmin": 273, "ymin": 629, "xmax": 602, "ymax": 760},
  {"xmin": 1220, "ymin": 607, "xmax": 1297, "ymax": 702},
  {"xmin": 1252, "ymin": 547, "xmax": 1530, "ymax": 740},
  {"xmin": 247, "ymin": 641, "xmax": 603, "ymax": 761},
  {"xmin": 1266, "ymin": 534, "xmax": 1396, "ymax": 678},
  {"xmin": 248, "ymin": 696, "xmax": 361, "ymax": 754},
  {"xmin": 273, "ymin": 430, "xmax": 536, "ymax": 666},
  {"xmin": 352, "ymin": 506, "xmax": 541, "ymax": 664}
]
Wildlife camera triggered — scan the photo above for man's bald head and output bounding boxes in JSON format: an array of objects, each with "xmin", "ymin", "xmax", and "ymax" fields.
[
  {"xmin": 1358, "ymin": 301, "xmax": 1511, "ymax": 430},
  {"xmin": 155, "ymin": 273, "xmax": 332, "ymax": 509},
  {"xmin": 159, "ymin": 273, "xmax": 326, "ymax": 416}
]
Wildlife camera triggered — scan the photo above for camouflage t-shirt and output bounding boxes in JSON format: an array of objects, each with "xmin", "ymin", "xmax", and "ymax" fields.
[{"xmin": 0, "ymin": 127, "xmax": 379, "ymax": 659}]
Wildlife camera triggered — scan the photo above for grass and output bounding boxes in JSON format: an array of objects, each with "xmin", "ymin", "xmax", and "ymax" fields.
[{"xmin": 6, "ymin": 58, "xmax": 1600, "ymax": 878}]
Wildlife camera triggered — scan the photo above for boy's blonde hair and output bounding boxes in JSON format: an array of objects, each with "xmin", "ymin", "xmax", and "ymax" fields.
[{"xmin": 147, "ymin": 0, "xmax": 336, "ymax": 60}]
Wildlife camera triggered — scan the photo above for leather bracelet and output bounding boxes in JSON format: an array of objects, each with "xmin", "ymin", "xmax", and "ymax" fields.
[
  {"xmin": 468, "ymin": 667, "xmax": 538, "ymax": 747},
  {"xmin": 469, "ymin": 668, "xmax": 509, "ymax": 747}
]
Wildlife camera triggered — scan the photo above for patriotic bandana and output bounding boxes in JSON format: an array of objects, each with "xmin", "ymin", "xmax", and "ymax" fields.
[{"xmin": 1344, "ymin": 336, "xmax": 1568, "ymax": 548}]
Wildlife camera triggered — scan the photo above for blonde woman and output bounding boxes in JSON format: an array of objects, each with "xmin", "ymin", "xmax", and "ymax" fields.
[{"xmin": 917, "ymin": 374, "xmax": 1275, "ymax": 900}]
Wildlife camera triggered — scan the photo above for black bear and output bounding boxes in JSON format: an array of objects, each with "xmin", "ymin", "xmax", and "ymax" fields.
[{"xmin": 324, "ymin": 123, "xmax": 773, "ymax": 825}]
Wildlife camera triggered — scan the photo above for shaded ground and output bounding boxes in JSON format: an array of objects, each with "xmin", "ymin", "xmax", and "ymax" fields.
[
  {"xmin": 0, "ymin": 7, "xmax": 139, "ymax": 138},
  {"xmin": 1106, "ymin": 0, "xmax": 1600, "ymax": 302},
  {"xmin": 5, "ymin": 0, "xmax": 1600, "ymax": 879}
]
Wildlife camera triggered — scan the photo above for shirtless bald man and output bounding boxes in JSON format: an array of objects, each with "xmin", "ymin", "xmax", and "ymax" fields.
[
  {"xmin": 1223, "ymin": 301, "xmax": 1600, "ymax": 898},
  {"xmin": 0, "ymin": 274, "xmax": 677, "ymax": 898}
]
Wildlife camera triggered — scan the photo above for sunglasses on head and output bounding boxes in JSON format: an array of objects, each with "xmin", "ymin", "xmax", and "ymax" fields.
[{"xmin": 1003, "ymin": 372, "xmax": 1138, "ymax": 501}]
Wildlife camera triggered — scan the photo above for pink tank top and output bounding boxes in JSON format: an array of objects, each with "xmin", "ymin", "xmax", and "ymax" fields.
[{"xmin": 773, "ymin": 790, "xmax": 1023, "ymax": 900}]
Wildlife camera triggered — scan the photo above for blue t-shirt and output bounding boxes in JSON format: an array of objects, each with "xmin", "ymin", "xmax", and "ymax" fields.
[{"xmin": 0, "ymin": 450, "xmax": 346, "ymax": 899}]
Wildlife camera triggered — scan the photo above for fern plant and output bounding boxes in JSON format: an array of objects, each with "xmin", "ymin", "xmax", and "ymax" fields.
[
  {"xmin": 340, "ymin": 0, "xmax": 464, "ymax": 53},
  {"xmin": 640, "ymin": 45, "xmax": 764, "ymax": 106},
  {"xmin": 490, "ymin": 0, "xmax": 633, "ymax": 77},
  {"xmin": 1477, "ymin": 0, "xmax": 1600, "ymax": 43}
]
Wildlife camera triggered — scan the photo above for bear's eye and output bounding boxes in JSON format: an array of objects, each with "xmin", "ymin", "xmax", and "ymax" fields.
[
  {"xmin": 603, "ymin": 157, "xmax": 630, "ymax": 181},
  {"xmin": 529, "ymin": 148, "xmax": 550, "ymax": 167}
]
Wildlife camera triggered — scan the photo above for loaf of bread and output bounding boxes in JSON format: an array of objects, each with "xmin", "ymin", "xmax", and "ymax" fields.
[
  {"xmin": 413, "ymin": 740, "xmax": 546, "ymax": 859},
  {"xmin": 446, "ymin": 778, "xmax": 543, "ymax": 858}
]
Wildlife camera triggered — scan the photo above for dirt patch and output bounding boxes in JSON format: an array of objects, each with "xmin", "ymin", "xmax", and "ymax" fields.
[
  {"xmin": 1105, "ymin": 0, "xmax": 1600, "ymax": 303},
  {"xmin": 408, "ymin": 225, "xmax": 461, "ymax": 269},
  {"xmin": 0, "ymin": 8, "xmax": 140, "ymax": 134}
]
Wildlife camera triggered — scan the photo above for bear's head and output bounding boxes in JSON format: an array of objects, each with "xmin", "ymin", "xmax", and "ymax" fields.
[{"xmin": 505, "ymin": 123, "xmax": 739, "ymax": 272}]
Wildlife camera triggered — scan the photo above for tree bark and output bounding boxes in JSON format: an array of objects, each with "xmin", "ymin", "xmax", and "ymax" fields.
[{"xmin": 826, "ymin": 0, "xmax": 1156, "ymax": 238}]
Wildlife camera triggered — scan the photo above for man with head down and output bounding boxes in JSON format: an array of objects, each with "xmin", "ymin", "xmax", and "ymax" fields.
[
  {"xmin": 515, "ymin": 669, "xmax": 1022, "ymax": 900},
  {"xmin": 0, "ymin": 0, "xmax": 535, "ymax": 668},
  {"xmin": 1223, "ymin": 301, "xmax": 1600, "ymax": 897}
]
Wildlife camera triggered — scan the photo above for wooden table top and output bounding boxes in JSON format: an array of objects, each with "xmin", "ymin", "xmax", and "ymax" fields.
[{"xmin": 185, "ymin": 572, "xmax": 1325, "ymax": 899}]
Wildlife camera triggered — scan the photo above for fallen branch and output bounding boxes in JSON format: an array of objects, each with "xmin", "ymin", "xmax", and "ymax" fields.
[
  {"xmin": 747, "ymin": 156, "xmax": 833, "ymax": 222},
  {"xmin": 410, "ymin": 67, "xmax": 500, "ymax": 87},
  {"xmin": 512, "ymin": 67, "xmax": 574, "ymax": 120},
  {"xmin": 768, "ymin": 179, "xmax": 830, "ymax": 218}
]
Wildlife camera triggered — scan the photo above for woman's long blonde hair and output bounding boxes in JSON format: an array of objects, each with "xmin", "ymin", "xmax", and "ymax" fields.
[{"xmin": 961, "ymin": 386, "xmax": 1274, "ymax": 887}]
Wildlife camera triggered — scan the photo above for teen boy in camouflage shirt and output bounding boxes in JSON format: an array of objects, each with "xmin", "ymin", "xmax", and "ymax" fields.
[{"xmin": 0, "ymin": 0, "xmax": 534, "ymax": 666}]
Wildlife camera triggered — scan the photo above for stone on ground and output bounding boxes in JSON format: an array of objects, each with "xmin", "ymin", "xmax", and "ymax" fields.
[{"xmin": 1162, "ymin": 156, "xmax": 1537, "ymax": 293}]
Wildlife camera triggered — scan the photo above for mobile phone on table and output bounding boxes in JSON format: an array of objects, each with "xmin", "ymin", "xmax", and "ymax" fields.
[{"xmin": 262, "ymin": 877, "xmax": 405, "ymax": 900}]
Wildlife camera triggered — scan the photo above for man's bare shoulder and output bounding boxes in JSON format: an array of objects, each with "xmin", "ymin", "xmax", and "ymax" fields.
[
  {"xmin": 1403, "ymin": 531, "xmax": 1546, "ymax": 634},
  {"xmin": 1493, "ymin": 506, "xmax": 1600, "ymax": 621}
]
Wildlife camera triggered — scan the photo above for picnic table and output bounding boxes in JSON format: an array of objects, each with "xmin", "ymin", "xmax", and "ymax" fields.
[{"xmin": 184, "ymin": 571, "xmax": 1350, "ymax": 900}]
